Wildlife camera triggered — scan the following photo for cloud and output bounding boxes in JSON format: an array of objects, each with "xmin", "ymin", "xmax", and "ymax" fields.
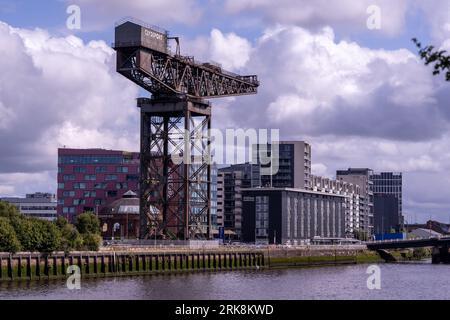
[
  {"xmin": 189, "ymin": 24, "xmax": 450, "ymax": 221},
  {"xmin": 209, "ymin": 29, "xmax": 252, "ymax": 71},
  {"xmin": 225, "ymin": 0, "xmax": 409, "ymax": 36},
  {"xmin": 182, "ymin": 29, "xmax": 252, "ymax": 72},
  {"xmin": 65, "ymin": 0, "xmax": 202, "ymax": 31},
  {"xmin": 0, "ymin": 21, "xmax": 139, "ymax": 194},
  {"xmin": 223, "ymin": 25, "xmax": 447, "ymax": 142}
]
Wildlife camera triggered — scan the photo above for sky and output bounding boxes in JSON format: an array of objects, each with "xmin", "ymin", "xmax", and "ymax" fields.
[{"xmin": 1, "ymin": 0, "xmax": 450, "ymax": 223}]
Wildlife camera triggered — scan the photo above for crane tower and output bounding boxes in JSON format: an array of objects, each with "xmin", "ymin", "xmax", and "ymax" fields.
[{"xmin": 113, "ymin": 18, "xmax": 259, "ymax": 240}]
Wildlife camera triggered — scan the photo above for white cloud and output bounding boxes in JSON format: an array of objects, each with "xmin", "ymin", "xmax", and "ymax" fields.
[
  {"xmin": 0, "ymin": 21, "xmax": 139, "ymax": 181},
  {"xmin": 210, "ymin": 29, "xmax": 252, "ymax": 71}
]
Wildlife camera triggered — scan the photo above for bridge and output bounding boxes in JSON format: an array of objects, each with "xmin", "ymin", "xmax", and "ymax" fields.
[{"xmin": 366, "ymin": 237, "xmax": 450, "ymax": 264}]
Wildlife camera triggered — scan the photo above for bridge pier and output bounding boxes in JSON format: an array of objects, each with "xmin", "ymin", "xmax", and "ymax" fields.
[{"xmin": 432, "ymin": 246, "xmax": 450, "ymax": 264}]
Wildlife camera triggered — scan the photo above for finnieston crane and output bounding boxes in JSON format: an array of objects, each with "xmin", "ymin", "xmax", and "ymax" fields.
[{"xmin": 113, "ymin": 18, "xmax": 259, "ymax": 240}]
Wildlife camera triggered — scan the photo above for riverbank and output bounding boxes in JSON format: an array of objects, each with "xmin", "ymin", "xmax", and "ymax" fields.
[
  {"xmin": 0, "ymin": 245, "xmax": 385, "ymax": 281},
  {"xmin": 1, "ymin": 245, "xmax": 430, "ymax": 281}
]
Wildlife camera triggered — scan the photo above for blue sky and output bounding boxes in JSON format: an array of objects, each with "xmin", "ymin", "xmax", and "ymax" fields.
[{"xmin": 1, "ymin": 0, "xmax": 450, "ymax": 223}]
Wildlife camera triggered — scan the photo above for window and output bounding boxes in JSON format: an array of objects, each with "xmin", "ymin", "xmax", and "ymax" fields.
[
  {"xmin": 63, "ymin": 174, "xmax": 75, "ymax": 181},
  {"xmin": 117, "ymin": 166, "xmax": 129, "ymax": 173},
  {"xmin": 116, "ymin": 183, "xmax": 128, "ymax": 190},
  {"xmin": 63, "ymin": 207, "xmax": 69, "ymax": 214},
  {"xmin": 69, "ymin": 207, "xmax": 75, "ymax": 214},
  {"xmin": 94, "ymin": 183, "xmax": 106, "ymax": 189},
  {"xmin": 126, "ymin": 174, "xmax": 139, "ymax": 181},
  {"xmin": 58, "ymin": 183, "xmax": 64, "ymax": 189},
  {"xmin": 74, "ymin": 167, "xmax": 86, "ymax": 173},
  {"xmin": 83, "ymin": 191, "xmax": 96, "ymax": 197},
  {"xmin": 107, "ymin": 190, "xmax": 118, "ymax": 197},
  {"xmin": 95, "ymin": 166, "xmax": 107, "ymax": 173},
  {"xmin": 63, "ymin": 191, "xmax": 75, "ymax": 197},
  {"xmin": 106, "ymin": 175, "xmax": 117, "ymax": 181},
  {"xmin": 94, "ymin": 199, "xmax": 104, "ymax": 206},
  {"xmin": 57, "ymin": 199, "xmax": 64, "ymax": 205},
  {"xmin": 74, "ymin": 183, "xmax": 86, "ymax": 189},
  {"xmin": 84, "ymin": 175, "xmax": 96, "ymax": 181},
  {"xmin": 73, "ymin": 199, "xmax": 86, "ymax": 205},
  {"xmin": 58, "ymin": 167, "xmax": 63, "ymax": 173}
]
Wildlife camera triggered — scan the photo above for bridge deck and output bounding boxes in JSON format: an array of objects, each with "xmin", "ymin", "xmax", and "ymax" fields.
[{"xmin": 366, "ymin": 237, "xmax": 450, "ymax": 250}]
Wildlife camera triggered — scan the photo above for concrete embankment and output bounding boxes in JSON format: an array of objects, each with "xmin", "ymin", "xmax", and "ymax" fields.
[{"xmin": 0, "ymin": 245, "xmax": 382, "ymax": 281}]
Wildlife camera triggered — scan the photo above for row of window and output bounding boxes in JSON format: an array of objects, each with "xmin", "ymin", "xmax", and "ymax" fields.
[
  {"xmin": 62, "ymin": 174, "xmax": 132, "ymax": 181},
  {"xmin": 59, "ymin": 178, "xmax": 137, "ymax": 189},
  {"xmin": 58, "ymin": 155, "xmax": 128, "ymax": 165},
  {"xmin": 59, "ymin": 166, "xmax": 131, "ymax": 174},
  {"xmin": 61, "ymin": 190, "xmax": 121, "ymax": 199}
]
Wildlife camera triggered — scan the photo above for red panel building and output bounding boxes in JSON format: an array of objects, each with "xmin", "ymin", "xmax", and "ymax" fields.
[{"xmin": 57, "ymin": 148, "xmax": 139, "ymax": 222}]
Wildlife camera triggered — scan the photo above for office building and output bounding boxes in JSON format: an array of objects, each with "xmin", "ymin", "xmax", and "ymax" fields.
[
  {"xmin": 217, "ymin": 163, "xmax": 252, "ymax": 240},
  {"xmin": 1, "ymin": 192, "xmax": 57, "ymax": 221},
  {"xmin": 57, "ymin": 148, "xmax": 140, "ymax": 222},
  {"xmin": 242, "ymin": 188, "xmax": 346, "ymax": 244},
  {"xmin": 252, "ymin": 141, "xmax": 311, "ymax": 189},
  {"xmin": 310, "ymin": 175, "xmax": 363, "ymax": 237},
  {"xmin": 373, "ymin": 194, "xmax": 400, "ymax": 234},
  {"xmin": 336, "ymin": 168, "xmax": 374, "ymax": 237},
  {"xmin": 371, "ymin": 172, "xmax": 403, "ymax": 233}
]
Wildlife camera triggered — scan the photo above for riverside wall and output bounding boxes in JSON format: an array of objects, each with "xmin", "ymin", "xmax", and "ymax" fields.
[{"xmin": 0, "ymin": 245, "xmax": 379, "ymax": 281}]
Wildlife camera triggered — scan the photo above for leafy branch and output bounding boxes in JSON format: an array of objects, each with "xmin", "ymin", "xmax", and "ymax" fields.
[{"xmin": 412, "ymin": 38, "xmax": 450, "ymax": 81}]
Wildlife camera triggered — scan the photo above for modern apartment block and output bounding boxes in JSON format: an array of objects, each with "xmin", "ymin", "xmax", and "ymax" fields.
[
  {"xmin": 0, "ymin": 192, "xmax": 57, "ymax": 221},
  {"xmin": 336, "ymin": 168, "xmax": 374, "ymax": 237},
  {"xmin": 371, "ymin": 172, "xmax": 403, "ymax": 234},
  {"xmin": 242, "ymin": 188, "xmax": 346, "ymax": 244},
  {"xmin": 57, "ymin": 148, "xmax": 140, "ymax": 222},
  {"xmin": 217, "ymin": 163, "xmax": 252, "ymax": 240},
  {"xmin": 310, "ymin": 175, "xmax": 362, "ymax": 237},
  {"xmin": 252, "ymin": 141, "xmax": 312, "ymax": 189}
]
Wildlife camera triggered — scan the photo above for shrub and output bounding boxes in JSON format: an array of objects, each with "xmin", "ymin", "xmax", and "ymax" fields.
[
  {"xmin": 74, "ymin": 212, "xmax": 100, "ymax": 235},
  {"xmin": 0, "ymin": 201, "xmax": 20, "ymax": 219},
  {"xmin": 0, "ymin": 217, "xmax": 21, "ymax": 253},
  {"xmin": 82, "ymin": 233, "xmax": 102, "ymax": 251}
]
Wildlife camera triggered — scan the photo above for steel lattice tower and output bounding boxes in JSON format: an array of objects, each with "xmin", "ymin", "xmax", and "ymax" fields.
[{"xmin": 113, "ymin": 18, "xmax": 259, "ymax": 240}]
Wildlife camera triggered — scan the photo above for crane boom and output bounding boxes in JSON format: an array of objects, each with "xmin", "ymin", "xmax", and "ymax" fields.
[{"xmin": 113, "ymin": 20, "xmax": 259, "ymax": 98}]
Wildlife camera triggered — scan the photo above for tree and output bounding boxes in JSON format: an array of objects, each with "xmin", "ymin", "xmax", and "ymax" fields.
[
  {"xmin": 0, "ymin": 217, "xmax": 21, "ymax": 253},
  {"xmin": 82, "ymin": 233, "xmax": 102, "ymax": 251},
  {"xmin": 10, "ymin": 217, "xmax": 62, "ymax": 253},
  {"xmin": 37, "ymin": 220, "xmax": 62, "ymax": 253},
  {"xmin": 74, "ymin": 212, "xmax": 101, "ymax": 235},
  {"xmin": 413, "ymin": 38, "xmax": 450, "ymax": 81},
  {"xmin": 59, "ymin": 223, "xmax": 84, "ymax": 253},
  {"xmin": 0, "ymin": 201, "xmax": 20, "ymax": 219},
  {"xmin": 10, "ymin": 217, "xmax": 43, "ymax": 252}
]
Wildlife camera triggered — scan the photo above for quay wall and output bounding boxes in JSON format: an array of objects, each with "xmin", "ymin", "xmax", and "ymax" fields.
[{"xmin": 0, "ymin": 245, "xmax": 380, "ymax": 281}]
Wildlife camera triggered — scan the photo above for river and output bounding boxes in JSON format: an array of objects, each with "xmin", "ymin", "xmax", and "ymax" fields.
[{"xmin": 1, "ymin": 261, "xmax": 449, "ymax": 300}]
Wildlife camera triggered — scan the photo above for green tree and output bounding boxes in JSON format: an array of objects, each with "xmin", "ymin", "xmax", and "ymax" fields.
[
  {"xmin": 82, "ymin": 233, "xmax": 102, "ymax": 251},
  {"xmin": 10, "ymin": 217, "xmax": 43, "ymax": 252},
  {"xmin": 74, "ymin": 212, "xmax": 101, "ymax": 235},
  {"xmin": 59, "ymin": 223, "xmax": 84, "ymax": 252},
  {"xmin": 0, "ymin": 217, "xmax": 21, "ymax": 253},
  {"xmin": 0, "ymin": 201, "xmax": 20, "ymax": 219},
  {"xmin": 413, "ymin": 38, "xmax": 450, "ymax": 81},
  {"xmin": 38, "ymin": 220, "xmax": 62, "ymax": 253}
]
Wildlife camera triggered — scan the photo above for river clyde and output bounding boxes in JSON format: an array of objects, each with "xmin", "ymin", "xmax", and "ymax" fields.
[{"xmin": 1, "ymin": 261, "xmax": 450, "ymax": 300}]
